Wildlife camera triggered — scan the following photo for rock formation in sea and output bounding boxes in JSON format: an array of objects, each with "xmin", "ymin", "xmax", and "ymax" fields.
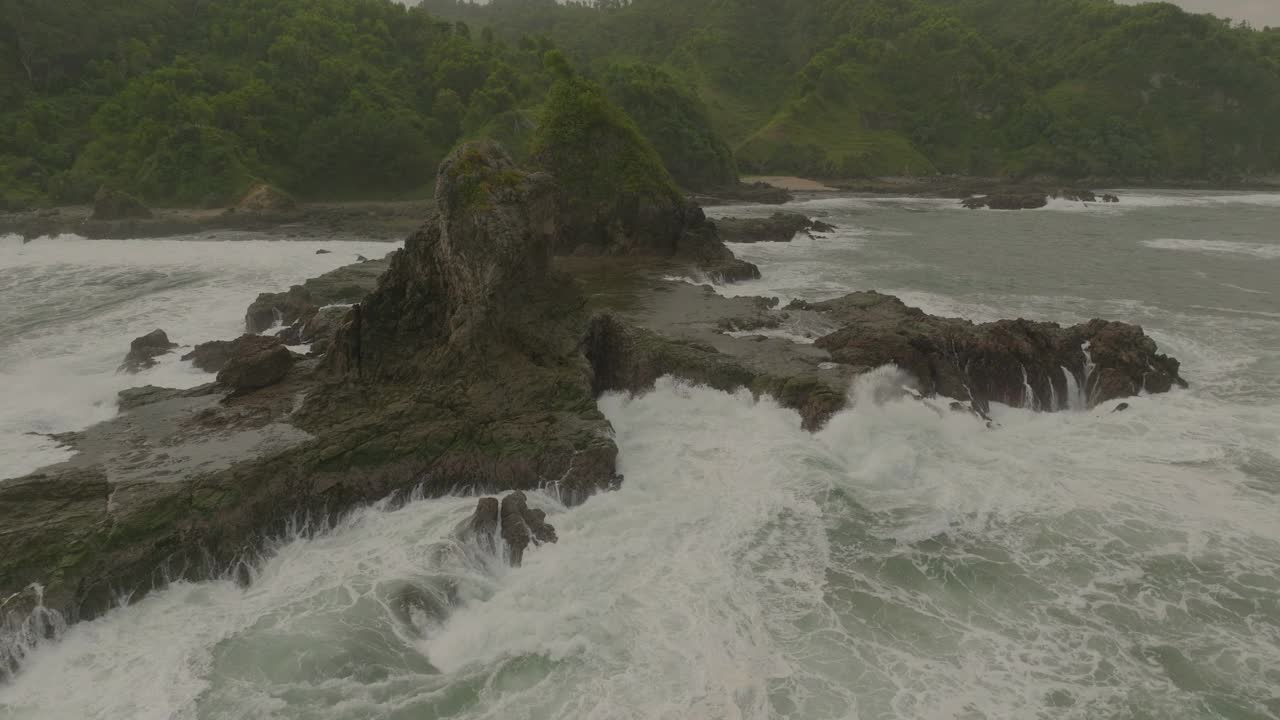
[
  {"xmin": 800, "ymin": 292, "xmax": 1186, "ymax": 412},
  {"xmin": 118, "ymin": 329, "xmax": 178, "ymax": 373},
  {"xmin": 961, "ymin": 193, "xmax": 1049, "ymax": 210},
  {"xmin": 714, "ymin": 212, "xmax": 836, "ymax": 243}
]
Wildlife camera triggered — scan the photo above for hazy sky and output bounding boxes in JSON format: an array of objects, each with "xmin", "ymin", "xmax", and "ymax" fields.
[{"xmin": 1119, "ymin": 0, "xmax": 1280, "ymax": 27}]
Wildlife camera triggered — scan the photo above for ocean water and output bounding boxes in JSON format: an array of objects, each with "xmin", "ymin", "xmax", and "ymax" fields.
[{"xmin": 2, "ymin": 193, "xmax": 1279, "ymax": 719}]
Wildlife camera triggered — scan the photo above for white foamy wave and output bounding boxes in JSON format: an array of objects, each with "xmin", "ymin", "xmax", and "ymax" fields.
[
  {"xmin": 6, "ymin": 377, "xmax": 1277, "ymax": 719},
  {"xmin": 1142, "ymin": 238, "xmax": 1280, "ymax": 260}
]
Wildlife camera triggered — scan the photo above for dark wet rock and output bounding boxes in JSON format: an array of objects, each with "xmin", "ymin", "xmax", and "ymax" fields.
[
  {"xmin": 91, "ymin": 186, "xmax": 152, "ymax": 221},
  {"xmin": 216, "ymin": 343, "xmax": 294, "ymax": 392},
  {"xmin": 1056, "ymin": 189, "xmax": 1098, "ymax": 202},
  {"xmin": 457, "ymin": 493, "xmax": 556, "ymax": 566},
  {"xmin": 1102, "ymin": 193, "xmax": 1120, "ymax": 203},
  {"xmin": 234, "ymin": 183, "xmax": 297, "ymax": 215},
  {"xmin": 583, "ymin": 312, "xmax": 846, "ymax": 431},
  {"xmin": 117, "ymin": 385, "xmax": 186, "ymax": 411},
  {"xmin": 183, "ymin": 334, "xmax": 285, "ymax": 373},
  {"xmin": 118, "ymin": 329, "xmax": 178, "ymax": 373},
  {"xmin": 315, "ymin": 249, "xmax": 331, "ymax": 255},
  {"xmin": 499, "ymin": 491, "xmax": 557, "ymax": 567},
  {"xmin": 244, "ymin": 255, "xmax": 390, "ymax": 333},
  {"xmin": 715, "ymin": 212, "xmax": 836, "ymax": 244},
  {"xmin": 691, "ymin": 182, "xmax": 794, "ymax": 206},
  {"xmin": 460, "ymin": 497, "xmax": 501, "ymax": 554},
  {"xmin": 274, "ymin": 324, "xmax": 303, "ymax": 345},
  {"xmin": 961, "ymin": 193, "xmax": 1048, "ymax": 210},
  {"xmin": 810, "ymin": 292, "xmax": 1185, "ymax": 413},
  {"xmin": 1113, "ymin": 402, "xmax": 1131, "ymax": 413}
]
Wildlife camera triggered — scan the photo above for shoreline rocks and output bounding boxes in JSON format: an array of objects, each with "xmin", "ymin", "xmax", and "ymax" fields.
[
  {"xmin": 118, "ymin": 329, "xmax": 178, "ymax": 373},
  {"xmin": 803, "ymin": 292, "xmax": 1185, "ymax": 412},
  {"xmin": 715, "ymin": 212, "xmax": 836, "ymax": 243},
  {"xmin": 961, "ymin": 193, "xmax": 1049, "ymax": 210}
]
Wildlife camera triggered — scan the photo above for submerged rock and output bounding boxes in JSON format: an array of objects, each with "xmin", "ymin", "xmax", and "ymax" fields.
[
  {"xmin": 91, "ymin": 186, "xmax": 152, "ymax": 221},
  {"xmin": 715, "ymin": 212, "xmax": 836, "ymax": 243},
  {"xmin": 118, "ymin": 329, "xmax": 178, "ymax": 373}
]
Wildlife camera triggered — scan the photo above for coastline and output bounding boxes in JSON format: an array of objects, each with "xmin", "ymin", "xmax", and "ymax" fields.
[{"xmin": 9, "ymin": 176, "xmax": 1280, "ymax": 243}]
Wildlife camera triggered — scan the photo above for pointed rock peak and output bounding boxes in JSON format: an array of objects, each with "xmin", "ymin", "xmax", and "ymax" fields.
[{"xmin": 325, "ymin": 141, "xmax": 568, "ymax": 380}]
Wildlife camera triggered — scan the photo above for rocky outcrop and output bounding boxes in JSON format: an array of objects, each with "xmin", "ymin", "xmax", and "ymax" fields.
[
  {"xmin": 458, "ymin": 492, "xmax": 557, "ymax": 566},
  {"xmin": 582, "ymin": 311, "xmax": 847, "ymax": 431},
  {"xmin": 531, "ymin": 72, "xmax": 758, "ymax": 282},
  {"xmin": 961, "ymin": 193, "xmax": 1048, "ymax": 210},
  {"xmin": 1102, "ymin": 193, "xmax": 1120, "ymax": 203},
  {"xmin": 233, "ymin": 183, "xmax": 297, "ymax": 215},
  {"xmin": 215, "ymin": 342, "xmax": 294, "ymax": 392},
  {"xmin": 244, "ymin": 255, "xmax": 391, "ymax": 333},
  {"xmin": 803, "ymin": 292, "xmax": 1186, "ymax": 412},
  {"xmin": 0, "ymin": 143, "xmax": 621, "ymax": 631},
  {"xmin": 715, "ymin": 212, "xmax": 836, "ymax": 243},
  {"xmin": 91, "ymin": 186, "xmax": 152, "ymax": 221},
  {"xmin": 182, "ymin": 334, "xmax": 284, "ymax": 373},
  {"xmin": 118, "ymin": 329, "xmax": 178, "ymax": 373},
  {"xmin": 690, "ymin": 181, "xmax": 794, "ymax": 206}
]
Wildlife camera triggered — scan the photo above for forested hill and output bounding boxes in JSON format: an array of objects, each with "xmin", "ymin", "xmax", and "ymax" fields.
[
  {"xmin": 4, "ymin": 0, "xmax": 1280, "ymax": 208},
  {"xmin": 1, "ymin": 0, "xmax": 738, "ymax": 207},
  {"xmin": 423, "ymin": 0, "xmax": 1280, "ymax": 182}
]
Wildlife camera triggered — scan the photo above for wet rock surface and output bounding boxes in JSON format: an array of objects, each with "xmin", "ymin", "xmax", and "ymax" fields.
[
  {"xmin": 805, "ymin": 292, "xmax": 1185, "ymax": 413},
  {"xmin": 715, "ymin": 212, "xmax": 836, "ymax": 243},
  {"xmin": 458, "ymin": 492, "xmax": 557, "ymax": 566},
  {"xmin": 244, "ymin": 255, "xmax": 391, "ymax": 334},
  {"xmin": 216, "ymin": 343, "xmax": 295, "ymax": 392},
  {"xmin": 961, "ymin": 193, "xmax": 1049, "ymax": 210},
  {"xmin": 118, "ymin": 329, "xmax": 178, "ymax": 373},
  {"xmin": 183, "ymin": 334, "xmax": 285, "ymax": 373}
]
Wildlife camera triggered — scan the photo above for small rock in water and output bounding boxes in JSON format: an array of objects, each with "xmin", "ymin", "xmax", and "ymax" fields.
[
  {"xmin": 458, "ymin": 492, "xmax": 557, "ymax": 567},
  {"xmin": 119, "ymin": 329, "xmax": 178, "ymax": 373},
  {"xmin": 315, "ymin": 249, "xmax": 331, "ymax": 255},
  {"xmin": 1113, "ymin": 402, "xmax": 1131, "ymax": 413}
]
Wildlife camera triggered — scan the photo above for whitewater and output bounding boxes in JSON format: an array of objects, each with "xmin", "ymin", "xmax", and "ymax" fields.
[{"xmin": 2, "ymin": 191, "xmax": 1279, "ymax": 719}]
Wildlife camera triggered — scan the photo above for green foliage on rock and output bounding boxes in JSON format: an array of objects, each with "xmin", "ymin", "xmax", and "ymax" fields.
[
  {"xmin": 601, "ymin": 63, "xmax": 737, "ymax": 190},
  {"xmin": 530, "ymin": 60, "xmax": 680, "ymax": 209}
]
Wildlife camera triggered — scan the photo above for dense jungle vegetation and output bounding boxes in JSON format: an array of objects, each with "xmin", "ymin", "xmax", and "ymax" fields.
[{"xmin": 3, "ymin": 0, "xmax": 1279, "ymax": 206}]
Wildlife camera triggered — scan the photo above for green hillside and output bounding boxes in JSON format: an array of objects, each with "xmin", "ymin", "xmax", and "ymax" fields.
[{"xmin": 424, "ymin": 0, "xmax": 1280, "ymax": 181}]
